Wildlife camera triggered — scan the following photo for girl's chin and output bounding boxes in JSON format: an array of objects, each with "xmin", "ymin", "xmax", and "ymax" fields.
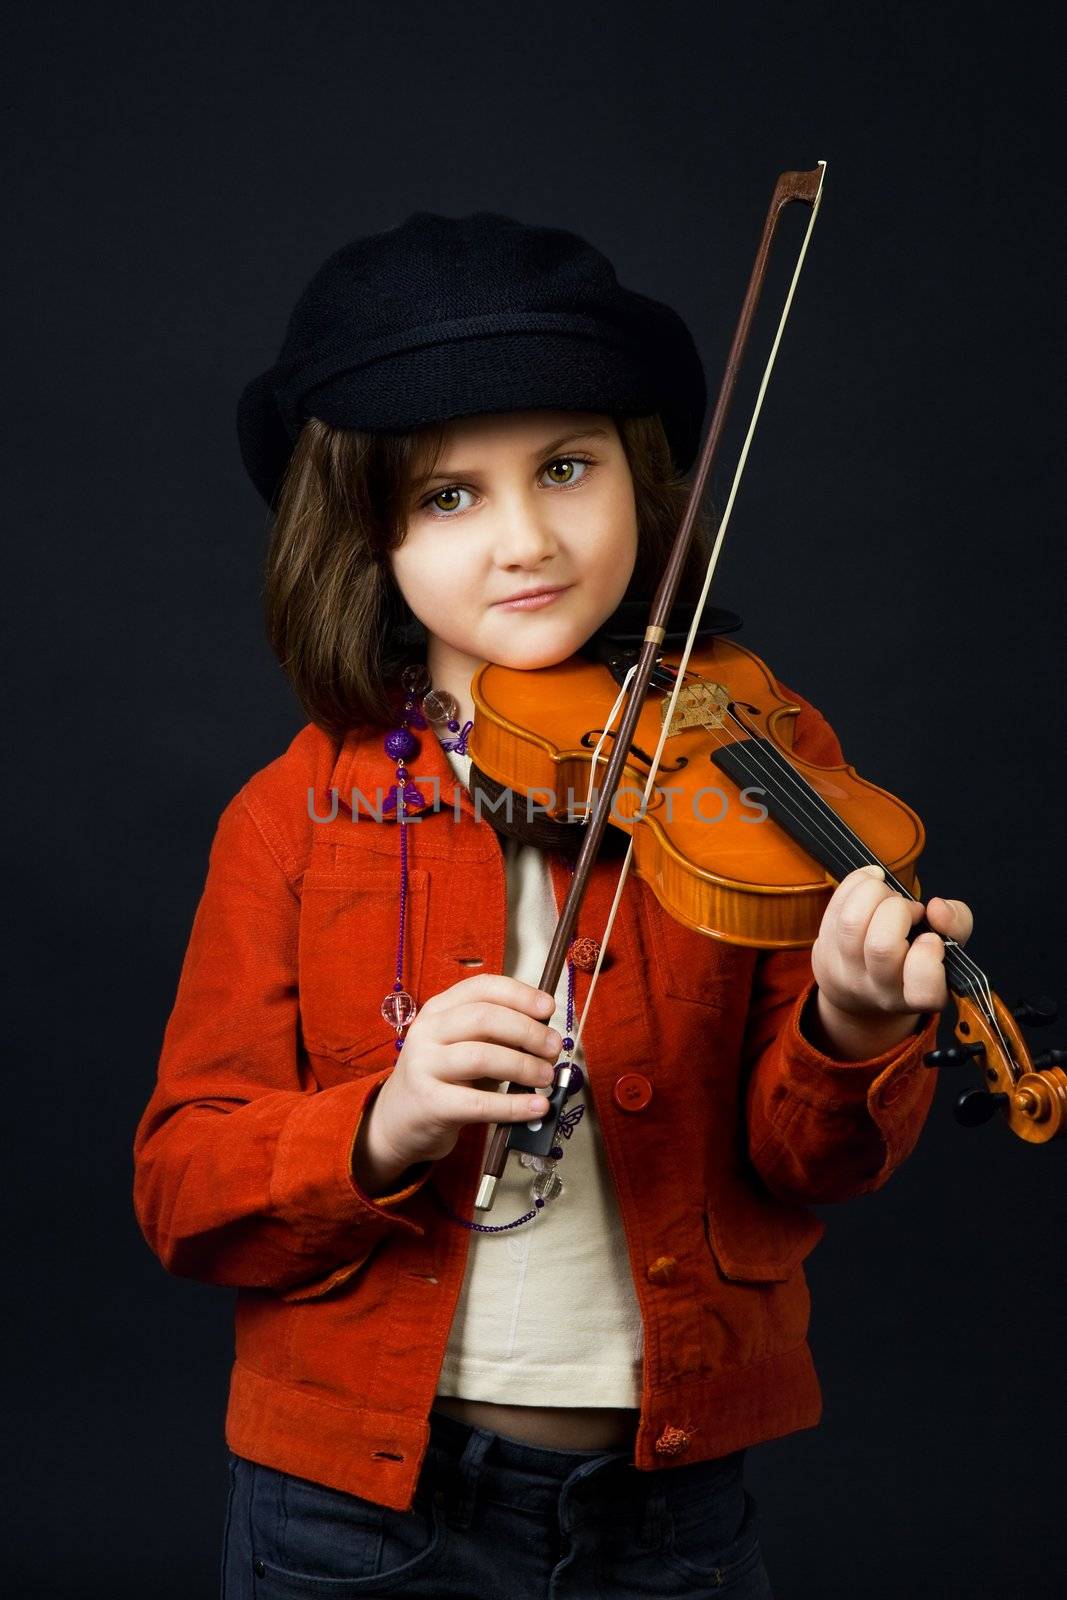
[
  {"xmin": 476, "ymin": 620, "xmax": 582, "ymax": 668},
  {"xmin": 485, "ymin": 640, "xmax": 580, "ymax": 672}
]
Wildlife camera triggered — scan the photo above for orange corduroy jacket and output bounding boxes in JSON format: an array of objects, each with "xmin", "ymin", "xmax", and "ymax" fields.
[{"xmin": 133, "ymin": 690, "xmax": 940, "ymax": 1512}]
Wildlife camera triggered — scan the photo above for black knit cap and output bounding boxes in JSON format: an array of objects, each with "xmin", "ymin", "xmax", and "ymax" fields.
[{"xmin": 236, "ymin": 210, "xmax": 707, "ymax": 509}]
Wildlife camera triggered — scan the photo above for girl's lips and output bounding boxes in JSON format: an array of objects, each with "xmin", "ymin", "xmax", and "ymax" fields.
[{"xmin": 493, "ymin": 586, "xmax": 570, "ymax": 610}]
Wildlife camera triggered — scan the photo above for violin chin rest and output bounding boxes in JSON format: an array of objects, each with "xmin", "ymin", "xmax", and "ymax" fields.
[
  {"xmin": 466, "ymin": 760, "xmax": 632, "ymax": 863},
  {"xmin": 579, "ymin": 597, "xmax": 743, "ymax": 658}
]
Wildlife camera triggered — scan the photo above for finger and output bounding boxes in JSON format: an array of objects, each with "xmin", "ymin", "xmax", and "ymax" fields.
[
  {"xmin": 925, "ymin": 896, "xmax": 974, "ymax": 948},
  {"xmin": 426, "ymin": 974, "xmax": 556, "ymax": 1020},
  {"xmin": 441, "ymin": 1039, "xmax": 559, "ymax": 1091},
  {"xmin": 901, "ymin": 930, "xmax": 950, "ymax": 1013},
  {"xmin": 825, "ymin": 867, "xmax": 897, "ymax": 964},
  {"xmin": 834, "ymin": 864, "xmax": 891, "ymax": 900},
  {"xmin": 862, "ymin": 894, "xmax": 918, "ymax": 989},
  {"xmin": 438, "ymin": 1080, "xmax": 553, "ymax": 1126},
  {"xmin": 432, "ymin": 999, "xmax": 562, "ymax": 1058}
]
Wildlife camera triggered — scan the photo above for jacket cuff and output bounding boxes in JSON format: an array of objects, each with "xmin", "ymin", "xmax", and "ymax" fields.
[
  {"xmin": 347, "ymin": 1078, "xmax": 434, "ymax": 1208},
  {"xmin": 784, "ymin": 979, "xmax": 939, "ymax": 1108},
  {"xmin": 271, "ymin": 1067, "xmax": 428, "ymax": 1239}
]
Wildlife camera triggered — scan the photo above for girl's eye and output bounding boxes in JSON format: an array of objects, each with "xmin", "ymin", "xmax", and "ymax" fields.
[
  {"xmin": 419, "ymin": 456, "xmax": 593, "ymax": 517},
  {"xmin": 540, "ymin": 456, "xmax": 591, "ymax": 487},
  {"xmin": 425, "ymin": 485, "xmax": 475, "ymax": 516}
]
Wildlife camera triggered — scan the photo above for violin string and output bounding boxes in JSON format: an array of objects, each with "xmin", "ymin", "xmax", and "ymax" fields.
[
  {"xmin": 567, "ymin": 661, "xmax": 988, "ymax": 1058},
  {"xmin": 567, "ymin": 676, "xmax": 1001, "ymax": 1074},
  {"xmin": 713, "ymin": 704, "xmax": 914, "ymax": 888},
  {"xmin": 669, "ymin": 696, "xmax": 1017, "ymax": 1064},
  {"xmin": 694, "ymin": 696, "xmax": 988, "ymax": 996},
  {"xmin": 570, "ymin": 661, "xmax": 1013, "ymax": 1074},
  {"xmin": 678, "ymin": 692, "xmax": 1014, "ymax": 1056},
  {"xmin": 596, "ymin": 651, "xmax": 1003, "ymax": 1041},
  {"xmin": 715, "ymin": 706, "xmax": 906, "ymax": 879},
  {"xmin": 569, "ymin": 643, "xmax": 1008, "ymax": 1062},
  {"xmin": 710, "ymin": 700, "xmax": 997, "ymax": 1008}
]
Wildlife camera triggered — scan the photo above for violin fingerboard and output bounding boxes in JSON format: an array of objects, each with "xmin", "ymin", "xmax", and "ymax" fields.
[{"xmin": 710, "ymin": 737, "xmax": 874, "ymax": 886}]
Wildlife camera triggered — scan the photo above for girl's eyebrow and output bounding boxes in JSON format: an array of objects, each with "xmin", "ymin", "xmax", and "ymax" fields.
[{"xmin": 419, "ymin": 426, "xmax": 611, "ymax": 487}]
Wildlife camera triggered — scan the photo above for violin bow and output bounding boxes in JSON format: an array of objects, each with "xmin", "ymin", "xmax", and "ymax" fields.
[
  {"xmin": 477, "ymin": 158, "xmax": 1066, "ymax": 1213},
  {"xmin": 475, "ymin": 161, "xmax": 827, "ymax": 1209}
]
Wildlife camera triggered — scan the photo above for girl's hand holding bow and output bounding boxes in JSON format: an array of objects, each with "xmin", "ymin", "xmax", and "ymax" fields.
[{"xmin": 807, "ymin": 865, "xmax": 974, "ymax": 1061}]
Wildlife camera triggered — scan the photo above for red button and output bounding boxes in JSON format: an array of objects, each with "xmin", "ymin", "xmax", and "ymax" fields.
[
  {"xmin": 569, "ymin": 936, "xmax": 604, "ymax": 973},
  {"xmin": 654, "ymin": 1423, "xmax": 692, "ymax": 1457},
  {"xmin": 647, "ymin": 1255, "xmax": 677, "ymax": 1285},
  {"xmin": 613, "ymin": 1073, "xmax": 653, "ymax": 1112}
]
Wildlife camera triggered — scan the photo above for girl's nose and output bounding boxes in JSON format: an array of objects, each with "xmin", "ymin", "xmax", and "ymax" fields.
[{"xmin": 492, "ymin": 492, "xmax": 560, "ymax": 566}]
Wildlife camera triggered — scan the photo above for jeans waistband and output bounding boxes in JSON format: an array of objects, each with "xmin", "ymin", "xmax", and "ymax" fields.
[{"xmin": 425, "ymin": 1406, "xmax": 641, "ymax": 1517}]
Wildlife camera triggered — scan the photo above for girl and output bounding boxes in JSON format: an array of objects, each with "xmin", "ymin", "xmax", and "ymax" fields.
[{"xmin": 134, "ymin": 210, "xmax": 972, "ymax": 1599}]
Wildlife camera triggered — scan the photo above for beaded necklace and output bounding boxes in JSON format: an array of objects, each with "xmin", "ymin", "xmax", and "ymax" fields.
[{"xmin": 379, "ymin": 662, "xmax": 586, "ymax": 1232}]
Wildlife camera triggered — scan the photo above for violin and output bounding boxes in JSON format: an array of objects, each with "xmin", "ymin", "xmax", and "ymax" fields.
[
  {"xmin": 469, "ymin": 631, "xmax": 1067, "ymax": 1154},
  {"xmin": 469, "ymin": 633, "xmax": 925, "ymax": 950},
  {"xmin": 467, "ymin": 162, "xmax": 1066, "ymax": 1214}
]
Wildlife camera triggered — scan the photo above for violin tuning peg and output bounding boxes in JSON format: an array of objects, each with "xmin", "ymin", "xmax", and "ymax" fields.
[
  {"xmin": 1011, "ymin": 996, "xmax": 1059, "ymax": 1027},
  {"xmin": 924, "ymin": 1042, "xmax": 986, "ymax": 1068},
  {"xmin": 952, "ymin": 1088, "xmax": 1010, "ymax": 1127},
  {"xmin": 1031, "ymin": 1048, "xmax": 1067, "ymax": 1069}
]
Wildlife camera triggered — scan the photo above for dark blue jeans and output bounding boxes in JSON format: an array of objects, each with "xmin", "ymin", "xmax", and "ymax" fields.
[{"xmin": 221, "ymin": 1405, "xmax": 775, "ymax": 1598}]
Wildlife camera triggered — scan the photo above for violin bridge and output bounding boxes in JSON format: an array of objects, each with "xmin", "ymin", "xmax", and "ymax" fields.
[{"xmin": 661, "ymin": 678, "xmax": 730, "ymax": 735}]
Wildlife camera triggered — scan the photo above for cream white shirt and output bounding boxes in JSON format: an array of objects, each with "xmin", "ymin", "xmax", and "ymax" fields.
[{"xmin": 434, "ymin": 743, "xmax": 644, "ymax": 1407}]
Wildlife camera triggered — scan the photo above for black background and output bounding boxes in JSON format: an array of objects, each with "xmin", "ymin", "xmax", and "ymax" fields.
[{"xmin": 7, "ymin": 3, "xmax": 1066, "ymax": 1596}]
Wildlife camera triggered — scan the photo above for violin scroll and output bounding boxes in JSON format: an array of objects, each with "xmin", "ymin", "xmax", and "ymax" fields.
[{"xmin": 924, "ymin": 990, "xmax": 1067, "ymax": 1143}]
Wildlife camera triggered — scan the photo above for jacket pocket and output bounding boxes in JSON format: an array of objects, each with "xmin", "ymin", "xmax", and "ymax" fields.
[
  {"xmin": 278, "ymin": 1241, "xmax": 382, "ymax": 1302},
  {"xmin": 703, "ymin": 1191, "xmax": 825, "ymax": 1282},
  {"xmin": 297, "ymin": 866, "xmax": 430, "ymax": 1064}
]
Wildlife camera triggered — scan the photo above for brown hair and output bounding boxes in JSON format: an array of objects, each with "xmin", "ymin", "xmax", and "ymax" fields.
[{"xmin": 263, "ymin": 413, "xmax": 712, "ymax": 739}]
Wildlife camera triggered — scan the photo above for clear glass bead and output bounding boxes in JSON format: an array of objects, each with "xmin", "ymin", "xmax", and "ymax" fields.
[
  {"xmin": 518, "ymin": 1153, "xmax": 556, "ymax": 1173},
  {"xmin": 380, "ymin": 989, "xmax": 417, "ymax": 1029},
  {"xmin": 400, "ymin": 664, "xmax": 431, "ymax": 696},
  {"xmin": 421, "ymin": 688, "xmax": 459, "ymax": 726},
  {"xmin": 531, "ymin": 1165, "xmax": 563, "ymax": 1204}
]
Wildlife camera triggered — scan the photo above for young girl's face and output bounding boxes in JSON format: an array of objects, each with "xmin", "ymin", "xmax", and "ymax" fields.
[{"xmin": 389, "ymin": 410, "xmax": 638, "ymax": 706}]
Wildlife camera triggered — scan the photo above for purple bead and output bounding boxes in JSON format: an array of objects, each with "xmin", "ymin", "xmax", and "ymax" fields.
[
  {"xmin": 562, "ymin": 1036, "xmax": 574, "ymax": 1050},
  {"xmin": 394, "ymin": 1037, "xmax": 404, "ymax": 1051},
  {"xmin": 384, "ymin": 728, "xmax": 419, "ymax": 762},
  {"xmin": 550, "ymin": 1145, "xmax": 563, "ymax": 1160},
  {"xmin": 447, "ymin": 719, "xmax": 459, "ymax": 731}
]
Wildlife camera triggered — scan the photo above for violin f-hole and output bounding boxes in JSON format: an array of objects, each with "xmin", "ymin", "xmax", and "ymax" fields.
[{"xmin": 580, "ymin": 727, "xmax": 688, "ymax": 776}]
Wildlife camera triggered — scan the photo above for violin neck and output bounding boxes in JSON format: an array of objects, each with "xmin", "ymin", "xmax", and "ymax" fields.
[
  {"xmin": 710, "ymin": 736, "xmax": 904, "ymax": 888},
  {"xmin": 710, "ymin": 735, "xmax": 981, "ymax": 999}
]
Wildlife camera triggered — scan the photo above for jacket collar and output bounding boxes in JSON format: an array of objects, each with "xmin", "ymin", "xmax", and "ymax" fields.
[
  {"xmin": 322, "ymin": 718, "xmax": 653, "ymax": 1055},
  {"xmin": 325, "ymin": 719, "xmax": 501, "ymax": 862}
]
